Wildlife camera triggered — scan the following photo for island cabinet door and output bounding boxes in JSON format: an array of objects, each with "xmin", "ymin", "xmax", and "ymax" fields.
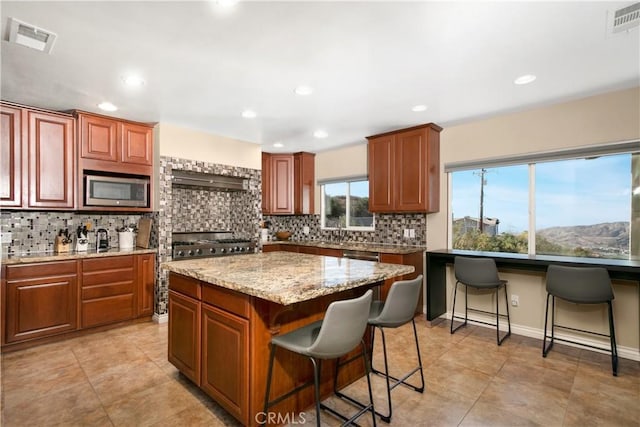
[
  {"xmin": 200, "ymin": 303, "xmax": 249, "ymax": 425},
  {"xmin": 168, "ymin": 290, "xmax": 201, "ymax": 385}
]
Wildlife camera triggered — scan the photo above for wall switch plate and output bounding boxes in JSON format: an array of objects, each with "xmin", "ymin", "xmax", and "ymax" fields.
[
  {"xmin": 403, "ymin": 229, "xmax": 410, "ymax": 238},
  {"xmin": 409, "ymin": 229, "xmax": 415, "ymax": 238},
  {"xmin": 1, "ymin": 232, "xmax": 12, "ymax": 243},
  {"xmin": 303, "ymin": 226, "xmax": 310, "ymax": 235}
]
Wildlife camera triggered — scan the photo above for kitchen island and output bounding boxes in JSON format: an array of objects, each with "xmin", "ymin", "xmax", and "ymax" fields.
[{"xmin": 162, "ymin": 252, "xmax": 414, "ymax": 426}]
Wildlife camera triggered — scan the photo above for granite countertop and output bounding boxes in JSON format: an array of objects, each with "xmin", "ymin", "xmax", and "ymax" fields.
[
  {"xmin": 1, "ymin": 247, "xmax": 158, "ymax": 265},
  {"xmin": 162, "ymin": 252, "xmax": 415, "ymax": 305},
  {"xmin": 263, "ymin": 240, "xmax": 426, "ymax": 255}
]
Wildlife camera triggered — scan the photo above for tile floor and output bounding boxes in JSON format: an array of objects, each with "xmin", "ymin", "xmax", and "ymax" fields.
[{"xmin": 1, "ymin": 319, "xmax": 638, "ymax": 426}]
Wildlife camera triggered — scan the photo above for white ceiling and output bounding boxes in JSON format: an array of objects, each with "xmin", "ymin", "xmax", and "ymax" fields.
[{"xmin": 1, "ymin": 1, "xmax": 639, "ymax": 153}]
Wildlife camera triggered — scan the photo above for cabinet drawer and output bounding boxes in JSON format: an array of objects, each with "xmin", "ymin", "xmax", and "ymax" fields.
[
  {"xmin": 169, "ymin": 272, "xmax": 201, "ymax": 299},
  {"xmin": 81, "ymin": 294, "xmax": 134, "ymax": 328},
  {"xmin": 6, "ymin": 260, "xmax": 77, "ymax": 280},
  {"xmin": 82, "ymin": 269, "xmax": 134, "ymax": 287},
  {"xmin": 82, "ymin": 256, "xmax": 134, "ymax": 272},
  {"xmin": 202, "ymin": 285, "xmax": 249, "ymax": 318},
  {"xmin": 82, "ymin": 282, "xmax": 134, "ymax": 300}
]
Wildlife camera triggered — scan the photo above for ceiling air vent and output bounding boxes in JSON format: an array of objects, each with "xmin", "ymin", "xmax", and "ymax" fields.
[
  {"xmin": 608, "ymin": 2, "xmax": 640, "ymax": 34},
  {"xmin": 7, "ymin": 17, "xmax": 57, "ymax": 53}
]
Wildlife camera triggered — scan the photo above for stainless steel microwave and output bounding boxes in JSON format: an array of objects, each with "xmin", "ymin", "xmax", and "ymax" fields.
[{"xmin": 84, "ymin": 174, "xmax": 150, "ymax": 207}]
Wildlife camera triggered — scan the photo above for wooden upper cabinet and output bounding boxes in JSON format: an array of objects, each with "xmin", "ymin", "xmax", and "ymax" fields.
[
  {"xmin": 121, "ymin": 122, "xmax": 153, "ymax": 166},
  {"xmin": 367, "ymin": 123, "xmax": 441, "ymax": 213},
  {"xmin": 262, "ymin": 152, "xmax": 315, "ymax": 215},
  {"xmin": 27, "ymin": 110, "xmax": 75, "ymax": 209},
  {"xmin": 1, "ymin": 104, "xmax": 22, "ymax": 207},
  {"xmin": 75, "ymin": 111, "xmax": 154, "ymax": 175},
  {"xmin": 79, "ymin": 114, "xmax": 118, "ymax": 162}
]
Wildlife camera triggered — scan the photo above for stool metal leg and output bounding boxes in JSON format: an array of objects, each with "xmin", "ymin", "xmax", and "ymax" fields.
[
  {"xmin": 496, "ymin": 284, "xmax": 511, "ymax": 346},
  {"xmin": 262, "ymin": 344, "xmax": 277, "ymax": 424},
  {"xmin": 451, "ymin": 281, "xmax": 468, "ymax": 334},
  {"xmin": 607, "ymin": 301, "xmax": 619, "ymax": 376},
  {"xmin": 310, "ymin": 357, "xmax": 322, "ymax": 427},
  {"xmin": 542, "ymin": 294, "xmax": 555, "ymax": 357}
]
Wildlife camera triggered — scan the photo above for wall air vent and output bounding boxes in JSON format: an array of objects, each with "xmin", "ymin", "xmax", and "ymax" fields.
[
  {"xmin": 608, "ymin": 2, "xmax": 640, "ymax": 34},
  {"xmin": 7, "ymin": 17, "xmax": 57, "ymax": 53}
]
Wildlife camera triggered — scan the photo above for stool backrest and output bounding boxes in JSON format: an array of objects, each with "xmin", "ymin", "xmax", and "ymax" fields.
[
  {"xmin": 546, "ymin": 265, "xmax": 614, "ymax": 303},
  {"xmin": 308, "ymin": 289, "xmax": 372, "ymax": 359},
  {"xmin": 454, "ymin": 256, "xmax": 501, "ymax": 286},
  {"xmin": 373, "ymin": 275, "xmax": 423, "ymax": 327}
]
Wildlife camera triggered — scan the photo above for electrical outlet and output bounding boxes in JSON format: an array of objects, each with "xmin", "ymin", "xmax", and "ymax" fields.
[
  {"xmin": 409, "ymin": 229, "xmax": 415, "ymax": 238},
  {"xmin": 403, "ymin": 229, "xmax": 410, "ymax": 238},
  {"xmin": 1, "ymin": 232, "xmax": 12, "ymax": 243},
  {"xmin": 303, "ymin": 226, "xmax": 310, "ymax": 235},
  {"xmin": 511, "ymin": 295, "xmax": 519, "ymax": 307}
]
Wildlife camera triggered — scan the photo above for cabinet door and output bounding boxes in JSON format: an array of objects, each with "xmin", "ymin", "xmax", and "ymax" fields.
[
  {"xmin": 395, "ymin": 128, "xmax": 428, "ymax": 212},
  {"xmin": 5, "ymin": 261, "xmax": 78, "ymax": 343},
  {"xmin": 121, "ymin": 122, "xmax": 153, "ymax": 165},
  {"xmin": 298, "ymin": 245, "xmax": 319, "ymax": 255},
  {"xmin": 294, "ymin": 152, "xmax": 315, "ymax": 214},
  {"xmin": 261, "ymin": 152, "xmax": 271, "ymax": 214},
  {"xmin": 168, "ymin": 290, "xmax": 201, "ymax": 385},
  {"xmin": 367, "ymin": 134, "xmax": 395, "ymax": 212},
  {"xmin": 27, "ymin": 111, "xmax": 75, "ymax": 209},
  {"xmin": 270, "ymin": 154, "xmax": 294, "ymax": 214},
  {"xmin": 137, "ymin": 253, "xmax": 155, "ymax": 316},
  {"xmin": 201, "ymin": 303, "xmax": 249, "ymax": 425},
  {"xmin": 79, "ymin": 114, "xmax": 118, "ymax": 162},
  {"xmin": 0, "ymin": 105, "xmax": 22, "ymax": 207}
]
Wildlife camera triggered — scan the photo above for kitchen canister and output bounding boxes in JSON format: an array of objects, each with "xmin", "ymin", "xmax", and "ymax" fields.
[{"xmin": 118, "ymin": 231, "xmax": 136, "ymax": 250}]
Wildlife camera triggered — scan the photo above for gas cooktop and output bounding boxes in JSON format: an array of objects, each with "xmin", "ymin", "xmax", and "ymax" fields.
[{"xmin": 171, "ymin": 231, "xmax": 256, "ymax": 259}]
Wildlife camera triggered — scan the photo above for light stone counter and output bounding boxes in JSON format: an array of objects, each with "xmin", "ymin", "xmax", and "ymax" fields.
[
  {"xmin": 161, "ymin": 251, "xmax": 414, "ymax": 305},
  {"xmin": 1, "ymin": 248, "xmax": 158, "ymax": 265},
  {"xmin": 263, "ymin": 240, "xmax": 426, "ymax": 255}
]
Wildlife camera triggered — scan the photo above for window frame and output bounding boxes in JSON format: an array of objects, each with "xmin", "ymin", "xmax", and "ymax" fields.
[
  {"xmin": 320, "ymin": 177, "xmax": 375, "ymax": 231},
  {"xmin": 446, "ymin": 139, "xmax": 639, "ymax": 259}
]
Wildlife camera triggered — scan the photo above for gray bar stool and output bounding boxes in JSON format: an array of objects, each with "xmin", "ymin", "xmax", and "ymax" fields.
[
  {"xmin": 451, "ymin": 256, "xmax": 511, "ymax": 345},
  {"xmin": 542, "ymin": 265, "xmax": 618, "ymax": 376},
  {"xmin": 262, "ymin": 290, "xmax": 376, "ymax": 427},
  {"xmin": 334, "ymin": 275, "xmax": 425, "ymax": 423}
]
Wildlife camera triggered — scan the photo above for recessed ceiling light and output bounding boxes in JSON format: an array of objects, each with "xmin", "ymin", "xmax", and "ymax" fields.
[
  {"xmin": 242, "ymin": 109, "xmax": 256, "ymax": 118},
  {"xmin": 412, "ymin": 104, "xmax": 428, "ymax": 112},
  {"xmin": 214, "ymin": 0, "xmax": 239, "ymax": 7},
  {"xmin": 98, "ymin": 102, "xmax": 118, "ymax": 112},
  {"xmin": 294, "ymin": 85, "xmax": 314, "ymax": 96},
  {"xmin": 273, "ymin": 142, "xmax": 284, "ymax": 148},
  {"xmin": 313, "ymin": 130, "xmax": 328, "ymax": 139},
  {"xmin": 122, "ymin": 75, "xmax": 145, "ymax": 87},
  {"xmin": 514, "ymin": 74, "xmax": 537, "ymax": 85}
]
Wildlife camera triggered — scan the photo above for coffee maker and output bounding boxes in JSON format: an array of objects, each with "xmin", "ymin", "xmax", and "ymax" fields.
[{"xmin": 96, "ymin": 228, "xmax": 109, "ymax": 251}]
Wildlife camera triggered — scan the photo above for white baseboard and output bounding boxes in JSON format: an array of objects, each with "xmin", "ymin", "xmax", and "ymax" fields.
[
  {"xmin": 443, "ymin": 310, "xmax": 640, "ymax": 362},
  {"xmin": 153, "ymin": 313, "xmax": 168, "ymax": 324}
]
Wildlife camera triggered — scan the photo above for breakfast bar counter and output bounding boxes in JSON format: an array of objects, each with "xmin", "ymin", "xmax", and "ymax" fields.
[{"xmin": 162, "ymin": 252, "xmax": 414, "ymax": 426}]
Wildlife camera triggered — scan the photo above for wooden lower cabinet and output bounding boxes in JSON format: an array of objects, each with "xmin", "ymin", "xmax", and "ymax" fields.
[
  {"xmin": 380, "ymin": 251, "xmax": 424, "ymax": 314},
  {"xmin": 2, "ymin": 253, "xmax": 156, "ymax": 349},
  {"xmin": 168, "ymin": 290, "xmax": 201, "ymax": 385},
  {"xmin": 4, "ymin": 261, "xmax": 78, "ymax": 343},
  {"xmin": 201, "ymin": 303, "xmax": 249, "ymax": 424},
  {"xmin": 81, "ymin": 256, "xmax": 135, "ymax": 328}
]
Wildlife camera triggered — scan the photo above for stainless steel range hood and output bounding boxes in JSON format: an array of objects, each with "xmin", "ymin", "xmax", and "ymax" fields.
[{"xmin": 171, "ymin": 170, "xmax": 247, "ymax": 191}]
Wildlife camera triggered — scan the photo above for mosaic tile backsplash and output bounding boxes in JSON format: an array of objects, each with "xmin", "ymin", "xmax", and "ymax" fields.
[
  {"xmin": 263, "ymin": 213, "xmax": 427, "ymax": 246},
  {"xmin": 0, "ymin": 211, "xmax": 158, "ymax": 256}
]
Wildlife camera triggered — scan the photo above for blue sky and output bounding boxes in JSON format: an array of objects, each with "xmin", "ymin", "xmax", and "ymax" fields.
[{"xmin": 452, "ymin": 154, "xmax": 632, "ymax": 232}]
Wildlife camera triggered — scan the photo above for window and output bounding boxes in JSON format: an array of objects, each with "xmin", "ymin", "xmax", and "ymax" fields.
[
  {"xmin": 321, "ymin": 178, "xmax": 374, "ymax": 230},
  {"xmin": 450, "ymin": 145, "xmax": 639, "ymax": 260}
]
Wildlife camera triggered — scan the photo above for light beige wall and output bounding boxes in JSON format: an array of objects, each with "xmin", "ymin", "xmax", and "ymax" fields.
[
  {"xmin": 157, "ymin": 123, "xmax": 261, "ymax": 169},
  {"xmin": 431, "ymin": 86, "xmax": 640, "ymax": 353},
  {"xmin": 314, "ymin": 143, "xmax": 368, "ymax": 213}
]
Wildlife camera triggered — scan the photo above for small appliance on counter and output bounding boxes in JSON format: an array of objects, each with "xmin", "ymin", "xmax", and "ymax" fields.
[
  {"xmin": 96, "ymin": 228, "xmax": 109, "ymax": 251},
  {"xmin": 76, "ymin": 225, "xmax": 89, "ymax": 252}
]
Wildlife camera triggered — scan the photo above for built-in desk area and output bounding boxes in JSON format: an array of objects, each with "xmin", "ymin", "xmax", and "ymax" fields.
[{"xmin": 425, "ymin": 249, "xmax": 640, "ymax": 322}]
